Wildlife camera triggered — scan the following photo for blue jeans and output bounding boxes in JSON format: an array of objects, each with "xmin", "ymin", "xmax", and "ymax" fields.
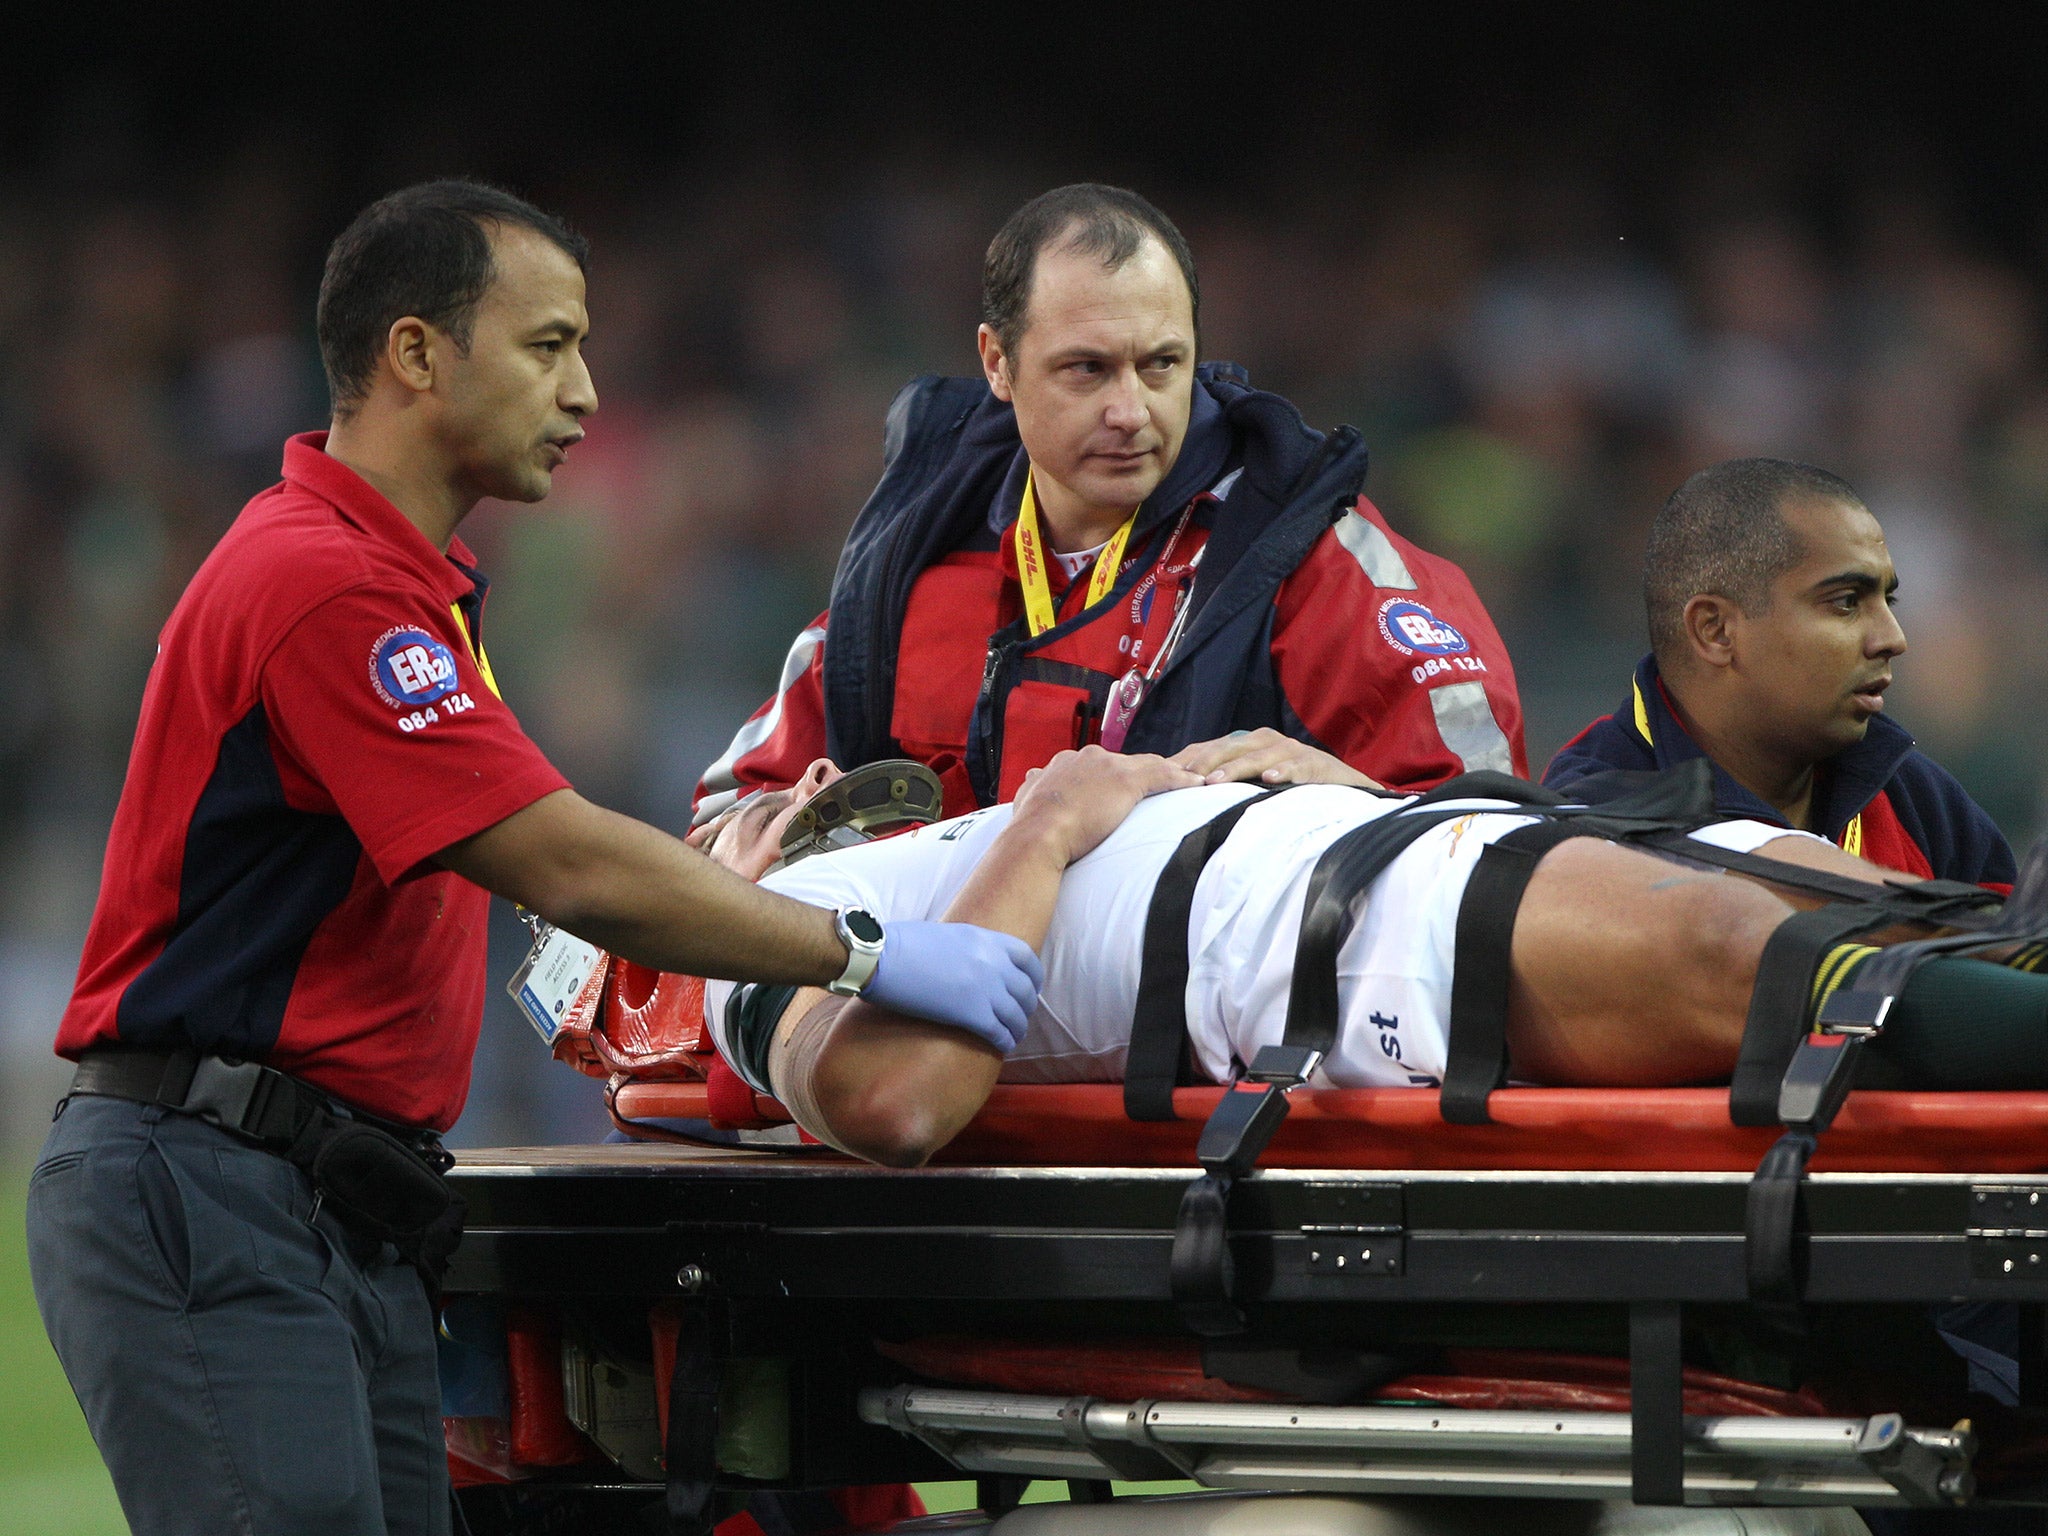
[{"xmin": 26, "ymin": 1093, "xmax": 449, "ymax": 1536}]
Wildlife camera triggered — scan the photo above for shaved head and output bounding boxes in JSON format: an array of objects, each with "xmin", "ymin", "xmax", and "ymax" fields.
[{"xmin": 1645, "ymin": 459, "xmax": 1865, "ymax": 667}]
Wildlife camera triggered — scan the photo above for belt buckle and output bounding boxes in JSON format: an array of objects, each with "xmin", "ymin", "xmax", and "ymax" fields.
[{"xmin": 182, "ymin": 1057, "xmax": 270, "ymax": 1136}]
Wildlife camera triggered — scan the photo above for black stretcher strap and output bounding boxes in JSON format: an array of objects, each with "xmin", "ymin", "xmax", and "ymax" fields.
[
  {"xmin": 1134, "ymin": 773, "xmax": 1556, "ymax": 1127},
  {"xmin": 1169, "ymin": 785, "xmax": 1531, "ymax": 1334},
  {"xmin": 1630, "ymin": 1300, "xmax": 1687, "ymax": 1506},
  {"xmin": 1745, "ymin": 1130, "xmax": 1820, "ymax": 1312},
  {"xmin": 1738, "ymin": 837, "xmax": 2048, "ymax": 1306},
  {"xmin": 1127, "ymin": 787, "xmax": 1297, "ymax": 1122},
  {"xmin": 1629, "ymin": 828, "xmax": 2001, "ymax": 932},
  {"xmin": 1728, "ymin": 905, "xmax": 1889, "ymax": 1126},
  {"xmin": 1281, "ymin": 799, "xmax": 1519, "ymax": 1058},
  {"xmin": 664, "ymin": 1302, "xmax": 725, "ymax": 1536},
  {"xmin": 1440, "ymin": 821, "xmax": 1588, "ymax": 1125}
]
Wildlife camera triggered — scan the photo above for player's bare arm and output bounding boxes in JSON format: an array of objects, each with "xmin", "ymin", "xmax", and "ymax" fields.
[{"xmin": 765, "ymin": 748, "xmax": 1200, "ymax": 1165}]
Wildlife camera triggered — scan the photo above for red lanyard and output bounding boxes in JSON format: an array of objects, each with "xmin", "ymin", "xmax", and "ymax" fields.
[{"xmin": 1099, "ymin": 497, "xmax": 1207, "ymax": 750}]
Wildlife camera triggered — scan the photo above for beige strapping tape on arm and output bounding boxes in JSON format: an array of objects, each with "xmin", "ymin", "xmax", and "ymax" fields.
[{"xmin": 766, "ymin": 994, "xmax": 862, "ymax": 1157}]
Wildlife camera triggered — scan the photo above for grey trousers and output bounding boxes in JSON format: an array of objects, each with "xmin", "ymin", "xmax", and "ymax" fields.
[{"xmin": 26, "ymin": 1093, "xmax": 450, "ymax": 1536}]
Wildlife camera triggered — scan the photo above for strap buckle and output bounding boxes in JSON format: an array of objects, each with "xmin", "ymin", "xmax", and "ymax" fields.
[
  {"xmin": 1195, "ymin": 1086, "xmax": 1290, "ymax": 1181},
  {"xmin": 1814, "ymin": 989, "xmax": 1893, "ymax": 1037},
  {"xmin": 1777, "ymin": 1031, "xmax": 1868, "ymax": 1132},
  {"xmin": 1244, "ymin": 1043, "xmax": 1322, "ymax": 1087},
  {"xmin": 1195, "ymin": 1045, "xmax": 1321, "ymax": 1179},
  {"xmin": 1779, "ymin": 987, "xmax": 1893, "ymax": 1129}
]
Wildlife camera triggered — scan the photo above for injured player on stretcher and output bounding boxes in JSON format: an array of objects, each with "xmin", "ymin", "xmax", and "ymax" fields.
[{"xmin": 694, "ymin": 746, "xmax": 2043, "ymax": 1167}]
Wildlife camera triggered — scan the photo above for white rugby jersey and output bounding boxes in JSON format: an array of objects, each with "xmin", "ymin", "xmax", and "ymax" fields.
[{"xmin": 704, "ymin": 784, "xmax": 1807, "ymax": 1093}]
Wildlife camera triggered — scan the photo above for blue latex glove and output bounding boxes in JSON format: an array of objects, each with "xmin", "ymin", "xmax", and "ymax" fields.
[{"xmin": 860, "ymin": 919, "xmax": 1045, "ymax": 1053}]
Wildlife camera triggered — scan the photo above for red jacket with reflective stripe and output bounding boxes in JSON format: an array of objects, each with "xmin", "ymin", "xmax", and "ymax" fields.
[{"xmin": 696, "ymin": 493, "xmax": 1526, "ymax": 820}]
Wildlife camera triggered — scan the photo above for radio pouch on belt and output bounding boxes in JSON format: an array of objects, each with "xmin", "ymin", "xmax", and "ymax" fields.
[
  {"xmin": 287, "ymin": 1117, "xmax": 465, "ymax": 1280},
  {"xmin": 69, "ymin": 1045, "xmax": 466, "ymax": 1289}
]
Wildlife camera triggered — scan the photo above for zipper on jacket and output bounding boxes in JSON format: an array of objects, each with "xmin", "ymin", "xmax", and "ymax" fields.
[{"xmin": 970, "ymin": 637, "xmax": 1015, "ymax": 807}]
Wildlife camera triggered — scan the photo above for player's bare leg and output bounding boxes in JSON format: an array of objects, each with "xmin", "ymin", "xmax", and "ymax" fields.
[
  {"xmin": 1505, "ymin": 837, "xmax": 1807, "ymax": 1087},
  {"xmin": 1506, "ymin": 831, "xmax": 2035, "ymax": 1091}
]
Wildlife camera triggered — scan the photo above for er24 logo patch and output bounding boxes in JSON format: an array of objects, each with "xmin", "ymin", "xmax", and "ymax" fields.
[{"xmin": 369, "ymin": 626, "xmax": 462, "ymax": 709}]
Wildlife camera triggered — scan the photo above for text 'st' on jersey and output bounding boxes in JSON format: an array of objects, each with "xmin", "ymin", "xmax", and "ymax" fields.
[{"xmin": 57, "ymin": 434, "xmax": 571, "ymax": 1130}]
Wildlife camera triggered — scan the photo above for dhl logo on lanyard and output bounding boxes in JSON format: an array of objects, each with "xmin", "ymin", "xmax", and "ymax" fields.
[{"xmin": 1013, "ymin": 473, "xmax": 1138, "ymax": 637}]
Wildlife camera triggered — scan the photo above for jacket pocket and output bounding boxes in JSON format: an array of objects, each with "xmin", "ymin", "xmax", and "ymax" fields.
[
  {"xmin": 998, "ymin": 682, "xmax": 1093, "ymax": 801},
  {"xmin": 893, "ymin": 561, "xmax": 1008, "ymax": 750}
]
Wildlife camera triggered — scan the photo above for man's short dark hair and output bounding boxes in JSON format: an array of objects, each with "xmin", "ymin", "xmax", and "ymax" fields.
[
  {"xmin": 317, "ymin": 179, "xmax": 588, "ymax": 417},
  {"xmin": 1644, "ymin": 458, "xmax": 1866, "ymax": 663},
  {"xmin": 982, "ymin": 183, "xmax": 1199, "ymax": 356}
]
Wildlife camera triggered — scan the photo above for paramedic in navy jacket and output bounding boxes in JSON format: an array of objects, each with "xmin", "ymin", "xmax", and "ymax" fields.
[
  {"xmin": 1544, "ymin": 458, "xmax": 2013, "ymax": 891},
  {"xmin": 695, "ymin": 183, "xmax": 1525, "ymax": 824}
]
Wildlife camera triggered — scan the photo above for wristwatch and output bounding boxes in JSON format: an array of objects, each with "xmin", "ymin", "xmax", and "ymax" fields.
[{"xmin": 827, "ymin": 907, "xmax": 886, "ymax": 996}]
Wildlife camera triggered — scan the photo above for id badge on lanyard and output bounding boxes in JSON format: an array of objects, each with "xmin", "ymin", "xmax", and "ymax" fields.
[
  {"xmin": 1100, "ymin": 509, "xmax": 1205, "ymax": 751},
  {"xmin": 506, "ymin": 909, "xmax": 608, "ymax": 1045}
]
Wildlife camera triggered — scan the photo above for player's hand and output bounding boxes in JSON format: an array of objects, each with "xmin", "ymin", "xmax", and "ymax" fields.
[
  {"xmin": 1011, "ymin": 745, "xmax": 1203, "ymax": 866},
  {"xmin": 861, "ymin": 919, "xmax": 1045, "ymax": 1053},
  {"xmin": 1171, "ymin": 729, "xmax": 1383, "ymax": 790}
]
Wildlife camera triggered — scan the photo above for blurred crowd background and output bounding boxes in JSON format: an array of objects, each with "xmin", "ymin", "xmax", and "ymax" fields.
[{"xmin": 4, "ymin": 14, "xmax": 2047, "ymax": 1150}]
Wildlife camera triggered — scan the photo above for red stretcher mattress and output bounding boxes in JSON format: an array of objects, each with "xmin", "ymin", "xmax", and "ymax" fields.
[{"xmin": 609, "ymin": 1079, "xmax": 2048, "ymax": 1173}]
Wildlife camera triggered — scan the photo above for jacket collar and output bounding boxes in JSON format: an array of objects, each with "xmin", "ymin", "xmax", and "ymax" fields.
[
  {"xmin": 281, "ymin": 432, "xmax": 482, "ymax": 602},
  {"xmin": 1622, "ymin": 653, "xmax": 1915, "ymax": 838}
]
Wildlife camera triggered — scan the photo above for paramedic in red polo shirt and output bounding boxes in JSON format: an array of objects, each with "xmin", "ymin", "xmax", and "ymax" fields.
[{"xmin": 24, "ymin": 180, "xmax": 1049, "ymax": 1536}]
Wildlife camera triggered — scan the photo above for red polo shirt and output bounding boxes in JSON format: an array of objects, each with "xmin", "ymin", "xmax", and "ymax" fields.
[{"xmin": 57, "ymin": 433, "xmax": 570, "ymax": 1130}]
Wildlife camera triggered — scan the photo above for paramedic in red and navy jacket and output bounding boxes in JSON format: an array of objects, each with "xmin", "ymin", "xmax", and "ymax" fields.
[
  {"xmin": 694, "ymin": 184, "xmax": 1524, "ymax": 822},
  {"xmin": 1545, "ymin": 458, "xmax": 2013, "ymax": 891}
]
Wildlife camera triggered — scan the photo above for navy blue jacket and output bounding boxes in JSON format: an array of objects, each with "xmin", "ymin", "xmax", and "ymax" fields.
[
  {"xmin": 1544, "ymin": 655, "xmax": 2014, "ymax": 888},
  {"xmin": 819, "ymin": 362, "xmax": 1370, "ymax": 789}
]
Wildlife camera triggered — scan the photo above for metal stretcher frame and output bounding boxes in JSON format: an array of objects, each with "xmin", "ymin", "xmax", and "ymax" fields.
[{"xmin": 444, "ymin": 1145, "xmax": 2048, "ymax": 1512}]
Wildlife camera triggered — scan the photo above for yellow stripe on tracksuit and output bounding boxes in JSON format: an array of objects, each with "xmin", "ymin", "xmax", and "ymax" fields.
[
  {"xmin": 1838, "ymin": 814, "xmax": 1862, "ymax": 859},
  {"xmin": 449, "ymin": 604, "xmax": 501, "ymax": 698}
]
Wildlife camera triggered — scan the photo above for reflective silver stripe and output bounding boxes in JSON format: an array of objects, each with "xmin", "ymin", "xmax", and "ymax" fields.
[
  {"xmin": 1334, "ymin": 511, "xmax": 1416, "ymax": 590},
  {"xmin": 694, "ymin": 623, "xmax": 828, "ymax": 825},
  {"xmin": 1429, "ymin": 682, "xmax": 1514, "ymax": 774}
]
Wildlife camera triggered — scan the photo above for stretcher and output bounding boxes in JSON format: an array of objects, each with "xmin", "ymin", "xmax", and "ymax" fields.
[
  {"xmin": 454, "ymin": 769, "xmax": 2048, "ymax": 1529},
  {"xmin": 444, "ymin": 1095, "xmax": 2048, "ymax": 1527}
]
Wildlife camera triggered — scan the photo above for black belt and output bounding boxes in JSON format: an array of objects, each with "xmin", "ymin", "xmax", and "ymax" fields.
[
  {"xmin": 70, "ymin": 1044, "xmax": 447, "ymax": 1163},
  {"xmin": 69, "ymin": 1044, "xmax": 463, "ymax": 1283}
]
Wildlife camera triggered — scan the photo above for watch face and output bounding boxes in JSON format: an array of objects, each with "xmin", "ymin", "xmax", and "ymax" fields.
[{"xmin": 844, "ymin": 909, "xmax": 884, "ymax": 945}]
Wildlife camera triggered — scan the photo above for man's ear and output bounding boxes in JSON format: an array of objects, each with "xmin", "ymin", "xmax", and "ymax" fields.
[
  {"xmin": 1681, "ymin": 593, "xmax": 1739, "ymax": 671},
  {"xmin": 976, "ymin": 323, "xmax": 1014, "ymax": 403},
  {"xmin": 385, "ymin": 317, "xmax": 437, "ymax": 397}
]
